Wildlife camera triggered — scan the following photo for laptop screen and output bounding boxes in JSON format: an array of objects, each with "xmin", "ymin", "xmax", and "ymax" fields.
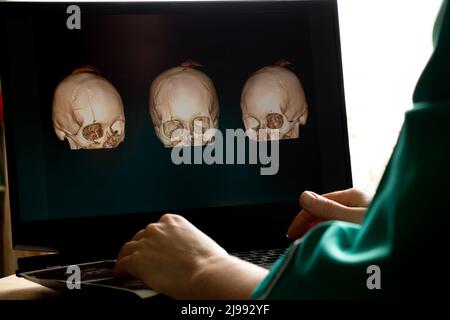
[{"xmin": 0, "ymin": 1, "xmax": 351, "ymax": 252}]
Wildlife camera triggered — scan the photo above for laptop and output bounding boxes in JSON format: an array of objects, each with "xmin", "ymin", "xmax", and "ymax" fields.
[{"xmin": 0, "ymin": 0, "xmax": 351, "ymax": 298}]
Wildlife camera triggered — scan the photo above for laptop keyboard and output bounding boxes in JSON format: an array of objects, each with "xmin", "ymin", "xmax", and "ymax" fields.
[
  {"xmin": 26, "ymin": 260, "xmax": 117, "ymax": 282},
  {"xmin": 24, "ymin": 248, "xmax": 287, "ymax": 286},
  {"xmin": 72, "ymin": 261, "xmax": 116, "ymax": 282},
  {"xmin": 232, "ymin": 248, "xmax": 287, "ymax": 269}
]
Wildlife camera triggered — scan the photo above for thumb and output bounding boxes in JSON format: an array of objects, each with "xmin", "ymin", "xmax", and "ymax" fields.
[{"xmin": 300, "ymin": 191, "xmax": 363, "ymax": 223}]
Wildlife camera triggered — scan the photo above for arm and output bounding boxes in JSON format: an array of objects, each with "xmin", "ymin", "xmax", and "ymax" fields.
[
  {"xmin": 114, "ymin": 214, "xmax": 268, "ymax": 299},
  {"xmin": 114, "ymin": 189, "xmax": 370, "ymax": 300},
  {"xmin": 189, "ymin": 254, "xmax": 268, "ymax": 300}
]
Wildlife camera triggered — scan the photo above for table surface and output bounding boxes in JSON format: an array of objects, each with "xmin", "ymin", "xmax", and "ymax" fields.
[{"xmin": 0, "ymin": 274, "xmax": 60, "ymax": 300}]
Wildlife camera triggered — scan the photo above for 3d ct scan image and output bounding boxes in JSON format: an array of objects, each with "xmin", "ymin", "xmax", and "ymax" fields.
[
  {"xmin": 240, "ymin": 60, "xmax": 309, "ymax": 141},
  {"xmin": 52, "ymin": 66, "xmax": 126, "ymax": 150},
  {"xmin": 16, "ymin": 9, "xmax": 319, "ymax": 221},
  {"xmin": 149, "ymin": 60, "xmax": 219, "ymax": 148}
]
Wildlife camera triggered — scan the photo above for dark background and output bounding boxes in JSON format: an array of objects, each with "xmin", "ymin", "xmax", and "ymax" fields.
[{"xmin": 10, "ymin": 12, "xmax": 322, "ymax": 221}]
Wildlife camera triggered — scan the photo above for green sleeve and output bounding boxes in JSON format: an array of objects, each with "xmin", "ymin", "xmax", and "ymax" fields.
[{"xmin": 252, "ymin": 0, "xmax": 450, "ymax": 299}]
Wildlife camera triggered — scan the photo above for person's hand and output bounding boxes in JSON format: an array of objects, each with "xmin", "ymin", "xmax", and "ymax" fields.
[
  {"xmin": 114, "ymin": 214, "xmax": 228, "ymax": 298},
  {"xmin": 287, "ymin": 188, "xmax": 373, "ymax": 239},
  {"xmin": 114, "ymin": 214, "xmax": 268, "ymax": 299}
]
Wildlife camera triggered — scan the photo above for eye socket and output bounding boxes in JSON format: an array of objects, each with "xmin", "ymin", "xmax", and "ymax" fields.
[
  {"xmin": 266, "ymin": 113, "xmax": 284, "ymax": 129},
  {"xmin": 110, "ymin": 120, "xmax": 124, "ymax": 136},
  {"xmin": 82, "ymin": 123, "xmax": 103, "ymax": 141},
  {"xmin": 190, "ymin": 116, "xmax": 211, "ymax": 134},
  {"xmin": 162, "ymin": 120, "xmax": 184, "ymax": 139},
  {"xmin": 243, "ymin": 116, "xmax": 260, "ymax": 131}
]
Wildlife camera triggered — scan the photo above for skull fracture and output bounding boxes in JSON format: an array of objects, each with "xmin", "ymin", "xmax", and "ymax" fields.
[
  {"xmin": 52, "ymin": 66, "xmax": 125, "ymax": 150},
  {"xmin": 240, "ymin": 62, "xmax": 308, "ymax": 141},
  {"xmin": 149, "ymin": 61, "xmax": 219, "ymax": 148}
]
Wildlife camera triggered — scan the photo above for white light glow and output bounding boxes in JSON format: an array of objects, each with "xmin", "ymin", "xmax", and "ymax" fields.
[{"xmin": 338, "ymin": 0, "xmax": 441, "ymax": 192}]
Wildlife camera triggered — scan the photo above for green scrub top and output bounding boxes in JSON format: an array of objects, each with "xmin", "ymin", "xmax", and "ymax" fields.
[{"xmin": 252, "ymin": 0, "xmax": 450, "ymax": 299}]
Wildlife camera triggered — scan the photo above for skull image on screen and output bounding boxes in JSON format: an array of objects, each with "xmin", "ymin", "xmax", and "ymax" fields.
[
  {"xmin": 149, "ymin": 60, "xmax": 219, "ymax": 148},
  {"xmin": 52, "ymin": 66, "xmax": 125, "ymax": 150},
  {"xmin": 240, "ymin": 60, "xmax": 308, "ymax": 141}
]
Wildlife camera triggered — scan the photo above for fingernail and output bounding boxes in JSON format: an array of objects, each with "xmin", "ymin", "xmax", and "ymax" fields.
[{"xmin": 301, "ymin": 191, "xmax": 317, "ymax": 208}]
